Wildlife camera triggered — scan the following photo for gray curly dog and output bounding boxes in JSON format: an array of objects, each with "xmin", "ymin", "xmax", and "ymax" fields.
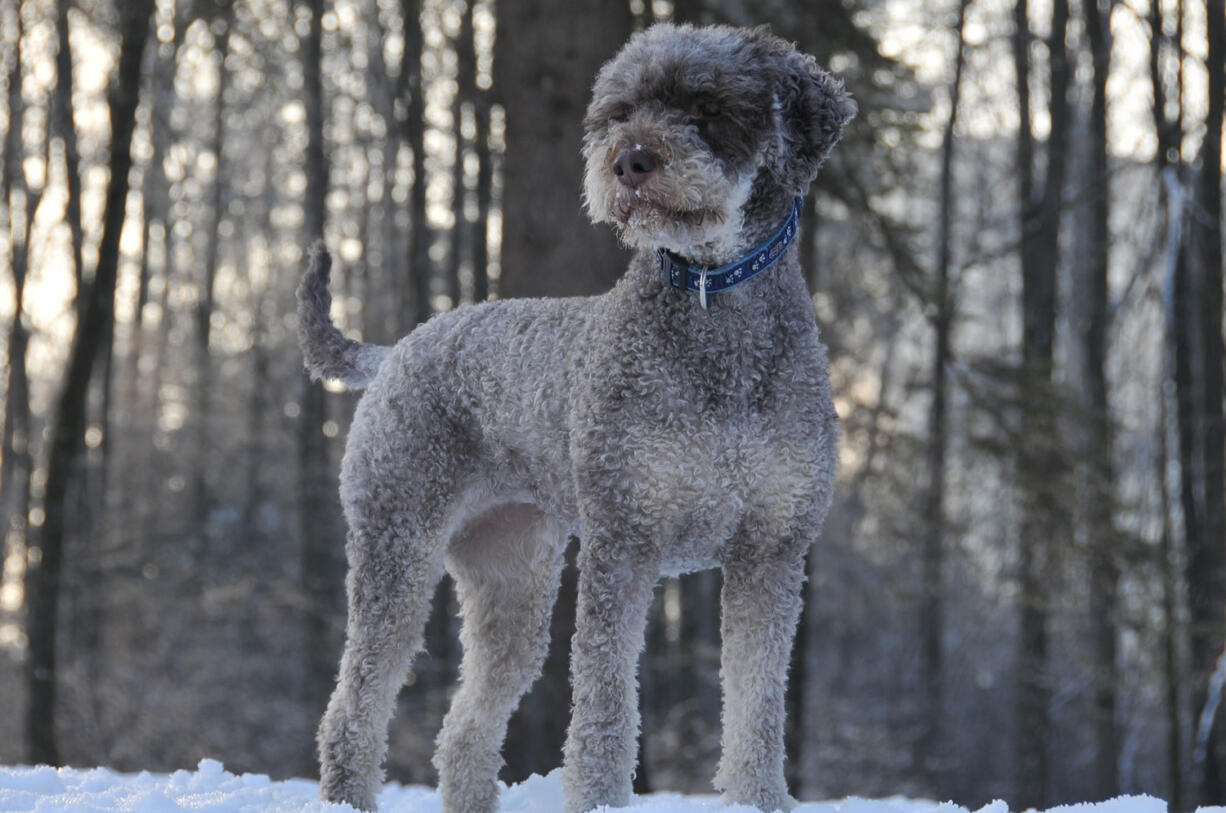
[{"xmin": 299, "ymin": 22, "xmax": 854, "ymax": 813}]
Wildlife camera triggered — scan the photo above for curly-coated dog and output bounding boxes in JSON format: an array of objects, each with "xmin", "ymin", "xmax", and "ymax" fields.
[{"xmin": 300, "ymin": 22, "xmax": 854, "ymax": 813}]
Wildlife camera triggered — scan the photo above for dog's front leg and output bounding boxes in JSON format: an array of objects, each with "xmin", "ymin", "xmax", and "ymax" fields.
[
  {"xmin": 714, "ymin": 546, "xmax": 806, "ymax": 812},
  {"xmin": 561, "ymin": 536, "xmax": 656, "ymax": 813}
]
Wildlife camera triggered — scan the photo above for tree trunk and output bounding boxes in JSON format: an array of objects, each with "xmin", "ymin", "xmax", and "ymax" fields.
[
  {"xmin": 25, "ymin": 0, "xmax": 153, "ymax": 765},
  {"xmin": 1160, "ymin": 166, "xmax": 1187, "ymax": 812},
  {"xmin": 919, "ymin": 0, "xmax": 968, "ymax": 774},
  {"xmin": 1149, "ymin": 0, "xmax": 1180, "ymax": 168},
  {"xmin": 1166, "ymin": 6, "xmax": 1208, "ymax": 798},
  {"xmin": 126, "ymin": 13, "xmax": 179, "ymax": 414},
  {"xmin": 445, "ymin": 0, "xmax": 474, "ymax": 309},
  {"xmin": 297, "ymin": 0, "xmax": 343, "ymax": 763},
  {"xmin": 471, "ymin": 3, "xmax": 492, "ymax": 304},
  {"xmin": 1082, "ymin": 0, "xmax": 1119, "ymax": 796},
  {"xmin": 193, "ymin": 8, "xmax": 231, "ymax": 553},
  {"xmin": 786, "ymin": 563, "xmax": 811, "ymax": 795},
  {"xmin": 242, "ymin": 252, "xmax": 268, "ymax": 540},
  {"xmin": 366, "ymin": 0, "xmax": 402, "ymax": 343},
  {"xmin": 128, "ymin": 5, "xmax": 185, "ymax": 559},
  {"xmin": 1147, "ymin": 45, "xmax": 1186, "ymax": 813},
  {"xmin": 1, "ymin": 0, "xmax": 37, "ymax": 693},
  {"xmin": 1173, "ymin": 200, "xmax": 1204, "ymax": 811},
  {"xmin": 53, "ymin": 0, "xmax": 84, "ymax": 302},
  {"xmin": 1193, "ymin": 0, "xmax": 1226, "ymax": 800},
  {"xmin": 670, "ymin": 0, "xmax": 709, "ymax": 25},
  {"xmin": 1012, "ymin": 0, "xmax": 1071, "ymax": 806},
  {"xmin": 1012, "ymin": 1, "xmax": 1042, "ymax": 802},
  {"xmin": 799, "ymin": 193, "xmax": 820, "ymax": 291},
  {"xmin": 494, "ymin": 0, "xmax": 632, "ymax": 297},
  {"xmin": 400, "ymin": 0, "xmax": 433, "ymax": 328},
  {"xmin": 681, "ymin": 568, "xmax": 720, "ymax": 733}
]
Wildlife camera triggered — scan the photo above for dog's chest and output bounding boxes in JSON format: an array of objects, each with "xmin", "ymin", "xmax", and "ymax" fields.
[{"xmin": 627, "ymin": 420, "xmax": 822, "ymax": 575}]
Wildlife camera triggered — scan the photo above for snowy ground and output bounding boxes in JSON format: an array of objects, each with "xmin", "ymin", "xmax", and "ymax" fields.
[{"xmin": 0, "ymin": 759, "xmax": 1175, "ymax": 813}]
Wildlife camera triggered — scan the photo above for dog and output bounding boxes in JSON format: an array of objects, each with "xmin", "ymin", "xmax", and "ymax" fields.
[{"xmin": 300, "ymin": 22, "xmax": 854, "ymax": 813}]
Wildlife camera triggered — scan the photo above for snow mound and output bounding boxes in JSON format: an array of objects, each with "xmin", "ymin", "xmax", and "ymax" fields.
[{"xmin": 0, "ymin": 759, "xmax": 1171, "ymax": 813}]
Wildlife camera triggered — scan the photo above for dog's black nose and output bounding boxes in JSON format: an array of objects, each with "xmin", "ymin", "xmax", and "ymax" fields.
[{"xmin": 612, "ymin": 149, "xmax": 658, "ymax": 188}]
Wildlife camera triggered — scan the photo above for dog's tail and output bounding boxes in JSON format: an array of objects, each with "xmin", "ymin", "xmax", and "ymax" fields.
[{"xmin": 297, "ymin": 242, "xmax": 389, "ymax": 389}]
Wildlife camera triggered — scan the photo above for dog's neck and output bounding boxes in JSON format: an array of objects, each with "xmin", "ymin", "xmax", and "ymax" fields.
[{"xmin": 656, "ymin": 197, "xmax": 801, "ymax": 309}]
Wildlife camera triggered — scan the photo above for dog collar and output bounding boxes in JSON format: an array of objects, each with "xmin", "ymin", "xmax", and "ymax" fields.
[{"xmin": 656, "ymin": 197, "xmax": 802, "ymax": 310}]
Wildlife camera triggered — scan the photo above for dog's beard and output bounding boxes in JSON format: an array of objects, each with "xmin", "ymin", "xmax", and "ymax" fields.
[
  {"xmin": 616, "ymin": 201, "xmax": 733, "ymax": 259},
  {"xmin": 613, "ymin": 189, "xmax": 720, "ymax": 243},
  {"xmin": 584, "ymin": 147, "xmax": 757, "ymax": 264}
]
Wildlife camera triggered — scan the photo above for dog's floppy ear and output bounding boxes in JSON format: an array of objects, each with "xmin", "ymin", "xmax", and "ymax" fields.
[
  {"xmin": 789, "ymin": 54, "xmax": 855, "ymax": 170},
  {"xmin": 768, "ymin": 38, "xmax": 856, "ymax": 192}
]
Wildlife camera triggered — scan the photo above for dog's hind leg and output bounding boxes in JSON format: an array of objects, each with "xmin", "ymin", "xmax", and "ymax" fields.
[
  {"xmin": 316, "ymin": 524, "xmax": 444, "ymax": 811},
  {"xmin": 713, "ymin": 543, "xmax": 807, "ymax": 813},
  {"xmin": 316, "ymin": 412, "xmax": 461, "ymax": 812},
  {"xmin": 433, "ymin": 503, "xmax": 566, "ymax": 813}
]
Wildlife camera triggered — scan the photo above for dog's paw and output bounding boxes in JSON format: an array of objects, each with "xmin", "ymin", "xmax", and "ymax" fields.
[
  {"xmin": 715, "ymin": 768, "xmax": 796, "ymax": 813},
  {"xmin": 721, "ymin": 788, "xmax": 797, "ymax": 813}
]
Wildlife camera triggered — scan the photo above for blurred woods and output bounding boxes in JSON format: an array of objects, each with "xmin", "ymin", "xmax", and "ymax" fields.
[{"xmin": 0, "ymin": 0, "xmax": 1223, "ymax": 808}]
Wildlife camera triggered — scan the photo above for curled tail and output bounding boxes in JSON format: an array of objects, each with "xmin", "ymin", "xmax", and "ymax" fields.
[{"xmin": 297, "ymin": 242, "xmax": 389, "ymax": 388}]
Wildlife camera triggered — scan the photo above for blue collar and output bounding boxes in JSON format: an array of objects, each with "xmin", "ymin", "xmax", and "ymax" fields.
[{"xmin": 656, "ymin": 197, "xmax": 802, "ymax": 309}]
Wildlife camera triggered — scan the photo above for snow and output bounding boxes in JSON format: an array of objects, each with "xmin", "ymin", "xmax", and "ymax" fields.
[{"xmin": 0, "ymin": 760, "xmax": 1172, "ymax": 813}]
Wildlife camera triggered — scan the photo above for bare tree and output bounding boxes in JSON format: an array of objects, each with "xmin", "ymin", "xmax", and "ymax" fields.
[
  {"xmin": 1012, "ymin": 0, "xmax": 1072, "ymax": 805},
  {"xmin": 1149, "ymin": 16, "xmax": 1186, "ymax": 804},
  {"xmin": 1190, "ymin": 0, "xmax": 1226, "ymax": 800},
  {"xmin": 1, "ymin": 0, "xmax": 44, "ymax": 669},
  {"xmin": 1080, "ymin": 0, "xmax": 1120, "ymax": 796},
  {"xmin": 364, "ymin": 0, "xmax": 403, "ymax": 342},
  {"xmin": 1159, "ymin": 165, "xmax": 1188, "ymax": 811},
  {"xmin": 297, "ymin": 0, "xmax": 343, "ymax": 760},
  {"xmin": 444, "ymin": 1, "xmax": 473, "ymax": 309},
  {"xmin": 400, "ymin": 0, "xmax": 432, "ymax": 328},
  {"xmin": 53, "ymin": 0, "xmax": 84, "ymax": 302},
  {"xmin": 25, "ymin": 0, "xmax": 154, "ymax": 765},
  {"xmin": 1083, "ymin": 0, "xmax": 1123, "ymax": 794},
  {"xmin": 192, "ymin": 1, "xmax": 234, "ymax": 547},
  {"xmin": 494, "ymin": 0, "xmax": 631, "ymax": 297},
  {"xmin": 126, "ymin": 1, "xmax": 185, "ymax": 410},
  {"xmin": 470, "ymin": 0, "xmax": 492, "ymax": 303},
  {"xmin": 918, "ymin": 0, "xmax": 969, "ymax": 773}
]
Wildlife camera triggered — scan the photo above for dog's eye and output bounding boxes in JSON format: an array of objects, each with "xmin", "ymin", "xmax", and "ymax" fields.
[{"xmin": 689, "ymin": 101, "xmax": 721, "ymax": 120}]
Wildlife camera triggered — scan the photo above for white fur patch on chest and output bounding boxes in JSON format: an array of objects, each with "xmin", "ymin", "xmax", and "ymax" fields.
[{"xmin": 627, "ymin": 423, "xmax": 821, "ymax": 575}]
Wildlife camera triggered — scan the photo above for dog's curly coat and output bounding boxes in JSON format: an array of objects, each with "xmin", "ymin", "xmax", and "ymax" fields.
[{"xmin": 301, "ymin": 22, "xmax": 854, "ymax": 813}]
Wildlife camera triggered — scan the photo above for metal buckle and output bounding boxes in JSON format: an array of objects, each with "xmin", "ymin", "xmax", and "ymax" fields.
[{"xmin": 699, "ymin": 267, "xmax": 709, "ymax": 310}]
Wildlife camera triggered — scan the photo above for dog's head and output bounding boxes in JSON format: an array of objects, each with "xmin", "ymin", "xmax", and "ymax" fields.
[{"xmin": 582, "ymin": 23, "xmax": 855, "ymax": 263}]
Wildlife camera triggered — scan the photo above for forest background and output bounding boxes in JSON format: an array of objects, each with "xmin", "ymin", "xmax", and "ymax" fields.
[{"xmin": 0, "ymin": 0, "xmax": 1223, "ymax": 810}]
